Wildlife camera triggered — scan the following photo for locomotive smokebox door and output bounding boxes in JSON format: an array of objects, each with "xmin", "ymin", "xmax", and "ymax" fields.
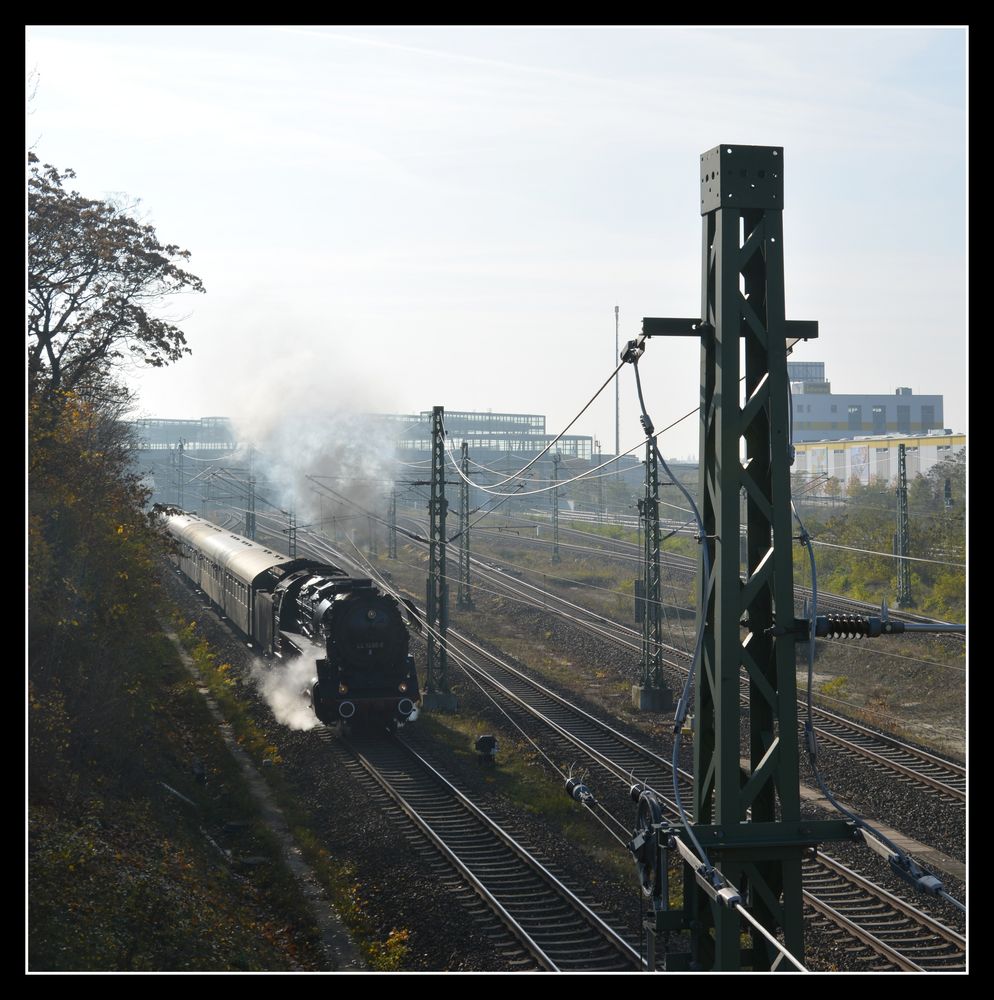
[{"xmin": 475, "ymin": 734, "xmax": 498, "ymax": 766}]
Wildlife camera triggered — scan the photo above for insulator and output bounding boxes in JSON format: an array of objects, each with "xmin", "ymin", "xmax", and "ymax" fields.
[
  {"xmin": 822, "ymin": 613, "xmax": 871, "ymax": 639},
  {"xmin": 565, "ymin": 777, "xmax": 593, "ymax": 803}
]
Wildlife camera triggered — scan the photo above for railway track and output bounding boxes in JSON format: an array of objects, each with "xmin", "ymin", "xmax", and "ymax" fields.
[
  {"xmin": 802, "ymin": 854, "xmax": 965, "ymax": 971},
  {"xmin": 327, "ymin": 730, "xmax": 641, "ymax": 972},
  {"xmin": 289, "ymin": 525, "xmax": 968, "ymax": 970},
  {"xmin": 807, "ymin": 709, "xmax": 965, "ymax": 803},
  {"xmin": 434, "ymin": 625, "xmax": 967, "ymax": 973},
  {"xmin": 464, "ymin": 557, "xmax": 966, "ymax": 806},
  {"xmin": 298, "ymin": 518, "xmax": 963, "ymax": 811}
]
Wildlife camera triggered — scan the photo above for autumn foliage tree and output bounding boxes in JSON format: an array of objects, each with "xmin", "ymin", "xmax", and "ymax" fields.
[{"xmin": 28, "ymin": 154, "xmax": 204, "ymax": 806}]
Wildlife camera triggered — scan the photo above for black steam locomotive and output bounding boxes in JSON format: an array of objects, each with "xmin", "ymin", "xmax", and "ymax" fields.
[{"xmin": 158, "ymin": 507, "xmax": 419, "ymax": 728}]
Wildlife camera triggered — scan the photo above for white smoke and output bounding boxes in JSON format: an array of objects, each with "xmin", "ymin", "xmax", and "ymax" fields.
[
  {"xmin": 230, "ymin": 408, "xmax": 405, "ymax": 539},
  {"xmin": 250, "ymin": 655, "xmax": 321, "ymax": 731},
  {"xmin": 218, "ymin": 345, "xmax": 409, "ymax": 533}
]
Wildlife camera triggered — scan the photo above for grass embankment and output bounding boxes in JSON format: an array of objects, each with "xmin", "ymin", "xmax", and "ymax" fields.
[
  {"xmin": 29, "ymin": 620, "xmax": 327, "ymax": 971},
  {"xmin": 177, "ymin": 620, "xmax": 409, "ymax": 971},
  {"xmin": 30, "ymin": 606, "xmax": 414, "ymax": 971}
]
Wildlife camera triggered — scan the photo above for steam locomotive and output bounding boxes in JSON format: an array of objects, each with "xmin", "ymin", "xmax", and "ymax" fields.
[{"xmin": 158, "ymin": 506, "xmax": 420, "ymax": 728}]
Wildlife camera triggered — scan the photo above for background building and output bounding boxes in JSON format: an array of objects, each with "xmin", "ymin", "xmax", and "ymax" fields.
[
  {"xmin": 787, "ymin": 362, "xmax": 944, "ymax": 442},
  {"xmin": 386, "ymin": 410, "xmax": 592, "ymax": 461},
  {"xmin": 793, "ymin": 430, "xmax": 964, "ymax": 487},
  {"xmin": 131, "ymin": 416, "xmax": 237, "ymax": 451}
]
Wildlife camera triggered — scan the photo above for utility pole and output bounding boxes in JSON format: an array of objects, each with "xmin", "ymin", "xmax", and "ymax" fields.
[
  {"xmin": 635, "ymin": 145, "xmax": 847, "ymax": 971},
  {"xmin": 246, "ymin": 447, "xmax": 254, "ymax": 537},
  {"xmin": 595, "ymin": 438, "xmax": 604, "ymax": 515},
  {"xmin": 369, "ymin": 514, "xmax": 378, "ymax": 557},
  {"xmin": 615, "ymin": 305, "xmax": 620, "ymax": 479},
  {"xmin": 246, "ymin": 476, "xmax": 256, "ymax": 540},
  {"xmin": 388, "ymin": 488, "xmax": 398, "ymax": 559},
  {"xmin": 552, "ymin": 452, "xmax": 562, "ymax": 564},
  {"xmin": 288, "ymin": 506, "xmax": 296, "ymax": 558},
  {"xmin": 895, "ymin": 443, "xmax": 912, "ymax": 607},
  {"xmin": 176, "ymin": 439, "xmax": 185, "ymax": 508},
  {"xmin": 424, "ymin": 406, "xmax": 456, "ymax": 710},
  {"xmin": 457, "ymin": 442, "xmax": 473, "ymax": 608},
  {"xmin": 633, "ymin": 437, "xmax": 671, "ymax": 711}
]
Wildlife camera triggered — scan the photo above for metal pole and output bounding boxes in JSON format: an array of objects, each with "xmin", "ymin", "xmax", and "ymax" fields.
[
  {"xmin": 552, "ymin": 453, "xmax": 561, "ymax": 564},
  {"xmin": 457, "ymin": 442, "xmax": 472, "ymax": 608},
  {"xmin": 596, "ymin": 440, "xmax": 604, "ymax": 514},
  {"xmin": 425, "ymin": 406, "xmax": 451, "ymax": 701},
  {"xmin": 642, "ymin": 438, "xmax": 663, "ymax": 691},
  {"xmin": 896, "ymin": 443, "xmax": 912, "ymax": 607},
  {"xmin": 246, "ymin": 475, "xmax": 256, "ymax": 540},
  {"xmin": 615, "ymin": 305, "xmax": 620, "ymax": 479},
  {"xmin": 694, "ymin": 145, "xmax": 802, "ymax": 969},
  {"xmin": 640, "ymin": 145, "xmax": 842, "ymax": 969},
  {"xmin": 388, "ymin": 488, "xmax": 398, "ymax": 559},
  {"xmin": 176, "ymin": 439, "xmax": 185, "ymax": 508}
]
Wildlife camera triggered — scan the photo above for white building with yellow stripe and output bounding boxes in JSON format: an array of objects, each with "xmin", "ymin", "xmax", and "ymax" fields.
[{"xmin": 793, "ymin": 431, "xmax": 965, "ymax": 487}]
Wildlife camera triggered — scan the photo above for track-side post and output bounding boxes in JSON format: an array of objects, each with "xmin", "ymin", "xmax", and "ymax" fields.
[
  {"xmin": 615, "ymin": 305, "xmax": 621, "ymax": 480},
  {"xmin": 457, "ymin": 442, "xmax": 473, "ymax": 608},
  {"xmin": 596, "ymin": 439, "xmax": 604, "ymax": 514},
  {"xmin": 388, "ymin": 488, "xmax": 398, "ymax": 559},
  {"xmin": 695, "ymin": 144, "xmax": 801, "ymax": 970},
  {"xmin": 246, "ymin": 475, "xmax": 256, "ymax": 540},
  {"xmin": 424, "ymin": 405, "xmax": 457, "ymax": 710},
  {"xmin": 632, "ymin": 436, "xmax": 672, "ymax": 711},
  {"xmin": 637, "ymin": 145, "xmax": 849, "ymax": 970},
  {"xmin": 895, "ymin": 443, "xmax": 912, "ymax": 607},
  {"xmin": 552, "ymin": 452, "xmax": 562, "ymax": 564},
  {"xmin": 176, "ymin": 439, "xmax": 185, "ymax": 508}
]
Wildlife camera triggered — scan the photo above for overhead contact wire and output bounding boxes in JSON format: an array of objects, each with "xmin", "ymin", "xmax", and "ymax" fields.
[{"xmin": 441, "ymin": 360, "xmax": 626, "ymax": 491}]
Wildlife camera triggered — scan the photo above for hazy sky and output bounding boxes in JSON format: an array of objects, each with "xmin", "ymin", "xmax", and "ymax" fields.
[{"xmin": 26, "ymin": 26, "xmax": 967, "ymax": 461}]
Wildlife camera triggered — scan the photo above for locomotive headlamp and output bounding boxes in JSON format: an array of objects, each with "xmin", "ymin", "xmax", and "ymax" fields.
[
  {"xmin": 398, "ymin": 682, "xmax": 408, "ymax": 693},
  {"xmin": 338, "ymin": 682, "xmax": 349, "ymax": 695}
]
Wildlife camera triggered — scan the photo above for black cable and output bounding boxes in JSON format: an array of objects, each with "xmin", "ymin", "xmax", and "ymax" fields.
[
  {"xmin": 441, "ymin": 359, "xmax": 626, "ymax": 491},
  {"xmin": 630, "ymin": 356, "xmax": 715, "ymax": 879}
]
